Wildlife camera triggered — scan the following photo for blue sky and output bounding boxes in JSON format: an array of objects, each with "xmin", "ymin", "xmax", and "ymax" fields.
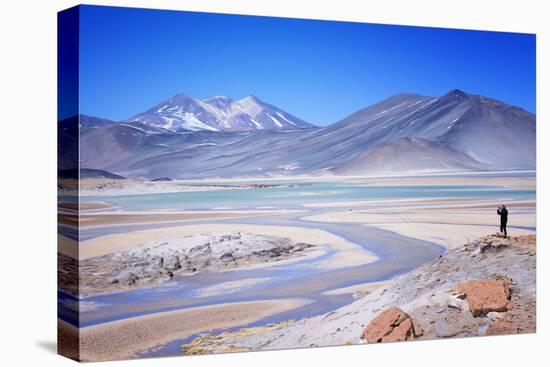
[{"xmin": 77, "ymin": 5, "xmax": 536, "ymax": 125}]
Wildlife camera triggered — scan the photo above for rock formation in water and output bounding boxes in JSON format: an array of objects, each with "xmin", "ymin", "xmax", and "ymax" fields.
[{"xmin": 59, "ymin": 232, "xmax": 313, "ymax": 297}]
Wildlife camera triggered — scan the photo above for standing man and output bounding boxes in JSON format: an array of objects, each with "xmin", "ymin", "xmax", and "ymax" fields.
[{"xmin": 497, "ymin": 205, "xmax": 508, "ymax": 237}]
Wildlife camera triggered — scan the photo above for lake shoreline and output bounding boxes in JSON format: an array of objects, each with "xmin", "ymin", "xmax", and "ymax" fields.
[{"xmin": 58, "ymin": 174, "xmax": 536, "ymax": 358}]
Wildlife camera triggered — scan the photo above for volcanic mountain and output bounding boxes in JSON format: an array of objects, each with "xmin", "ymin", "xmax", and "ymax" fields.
[
  {"xmin": 70, "ymin": 89, "xmax": 536, "ymax": 179},
  {"xmin": 127, "ymin": 93, "xmax": 314, "ymax": 132},
  {"xmin": 321, "ymin": 89, "xmax": 536, "ymax": 170}
]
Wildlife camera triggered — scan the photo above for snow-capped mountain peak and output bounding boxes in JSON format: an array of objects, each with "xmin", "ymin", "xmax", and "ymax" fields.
[{"xmin": 127, "ymin": 92, "xmax": 315, "ymax": 132}]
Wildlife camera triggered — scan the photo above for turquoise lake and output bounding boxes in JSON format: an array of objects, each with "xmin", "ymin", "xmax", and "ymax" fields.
[{"xmin": 81, "ymin": 181, "xmax": 535, "ymax": 211}]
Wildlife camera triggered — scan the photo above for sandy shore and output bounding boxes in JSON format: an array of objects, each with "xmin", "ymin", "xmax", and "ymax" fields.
[
  {"xmin": 303, "ymin": 196, "xmax": 526, "ymax": 209},
  {"xmin": 70, "ymin": 178, "xmax": 230, "ymax": 197},
  {"xmin": 64, "ymin": 209, "xmax": 303, "ymax": 227},
  {"xmin": 72, "ymin": 177, "xmax": 314, "ymax": 197},
  {"xmin": 58, "ymin": 234, "xmax": 78, "ymax": 259},
  {"xmin": 58, "ymin": 320, "xmax": 80, "ymax": 361},
  {"xmin": 343, "ymin": 173, "xmax": 536, "ymax": 190},
  {"xmin": 304, "ymin": 198, "xmax": 535, "ymax": 249},
  {"xmin": 74, "ymin": 223, "xmax": 377, "ymax": 269},
  {"xmin": 74, "ymin": 298, "xmax": 310, "ymax": 361},
  {"xmin": 303, "ymin": 196, "xmax": 473, "ymax": 208},
  {"xmin": 58, "ymin": 201, "xmax": 118, "ymax": 211}
]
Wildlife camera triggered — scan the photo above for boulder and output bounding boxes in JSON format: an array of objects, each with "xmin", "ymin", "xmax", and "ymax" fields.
[
  {"xmin": 456, "ymin": 280, "xmax": 511, "ymax": 317},
  {"xmin": 361, "ymin": 307, "xmax": 420, "ymax": 343}
]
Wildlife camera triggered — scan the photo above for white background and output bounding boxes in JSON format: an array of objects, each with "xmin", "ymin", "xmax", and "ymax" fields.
[{"xmin": 0, "ymin": 0, "xmax": 548, "ymax": 366}]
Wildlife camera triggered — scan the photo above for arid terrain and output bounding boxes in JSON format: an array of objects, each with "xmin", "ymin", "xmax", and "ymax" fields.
[
  {"xmin": 182, "ymin": 234, "xmax": 536, "ymax": 354},
  {"xmin": 56, "ymin": 8, "xmax": 536, "ymax": 362},
  {"xmin": 57, "ymin": 173, "xmax": 536, "ymax": 361}
]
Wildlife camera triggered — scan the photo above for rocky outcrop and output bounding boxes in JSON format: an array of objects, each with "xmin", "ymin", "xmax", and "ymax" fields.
[
  {"xmin": 180, "ymin": 235, "xmax": 536, "ymax": 354},
  {"xmin": 456, "ymin": 280, "xmax": 511, "ymax": 316},
  {"xmin": 361, "ymin": 307, "xmax": 421, "ymax": 343},
  {"xmin": 59, "ymin": 232, "xmax": 313, "ymax": 296},
  {"xmin": 467, "ymin": 235, "xmax": 511, "ymax": 255}
]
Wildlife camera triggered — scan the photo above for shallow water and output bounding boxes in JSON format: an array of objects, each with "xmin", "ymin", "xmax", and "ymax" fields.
[{"xmin": 80, "ymin": 181, "xmax": 535, "ymax": 211}]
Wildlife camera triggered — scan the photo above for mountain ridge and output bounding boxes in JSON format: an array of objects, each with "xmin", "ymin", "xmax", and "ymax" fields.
[
  {"xmin": 71, "ymin": 88, "xmax": 536, "ymax": 178},
  {"xmin": 126, "ymin": 92, "xmax": 315, "ymax": 132}
]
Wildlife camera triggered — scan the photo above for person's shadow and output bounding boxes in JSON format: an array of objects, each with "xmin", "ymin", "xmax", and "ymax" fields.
[{"xmin": 35, "ymin": 340, "xmax": 57, "ymax": 354}]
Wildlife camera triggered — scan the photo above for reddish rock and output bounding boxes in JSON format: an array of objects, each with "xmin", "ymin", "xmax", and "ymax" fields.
[
  {"xmin": 362, "ymin": 307, "xmax": 420, "ymax": 343},
  {"xmin": 485, "ymin": 320, "xmax": 521, "ymax": 336},
  {"xmin": 456, "ymin": 280, "xmax": 511, "ymax": 317}
]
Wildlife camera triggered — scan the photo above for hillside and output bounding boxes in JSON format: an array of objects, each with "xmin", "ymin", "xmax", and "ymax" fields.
[
  {"xmin": 334, "ymin": 138, "xmax": 487, "ymax": 175},
  {"xmin": 182, "ymin": 234, "xmax": 536, "ymax": 353}
]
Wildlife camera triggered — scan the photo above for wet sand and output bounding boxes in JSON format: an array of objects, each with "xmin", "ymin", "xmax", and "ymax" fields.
[
  {"xmin": 303, "ymin": 197, "xmax": 534, "ymax": 209},
  {"xmin": 305, "ymin": 198, "xmax": 535, "ymax": 249},
  {"xmin": 164, "ymin": 172, "xmax": 535, "ymax": 190},
  {"xmin": 58, "ymin": 202, "xmax": 118, "ymax": 211},
  {"xmin": 303, "ymin": 196, "xmax": 484, "ymax": 208},
  {"xmin": 62, "ymin": 209, "xmax": 304, "ymax": 227},
  {"xmin": 58, "ymin": 234, "xmax": 78, "ymax": 258},
  {"xmin": 76, "ymin": 299, "xmax": 311, "ymax": 361}
]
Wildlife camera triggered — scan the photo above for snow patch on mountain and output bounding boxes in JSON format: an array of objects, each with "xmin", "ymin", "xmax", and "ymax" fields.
[{"xmin": 127, "ymin": 93, "xmax": 314, "ymax": 132}]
